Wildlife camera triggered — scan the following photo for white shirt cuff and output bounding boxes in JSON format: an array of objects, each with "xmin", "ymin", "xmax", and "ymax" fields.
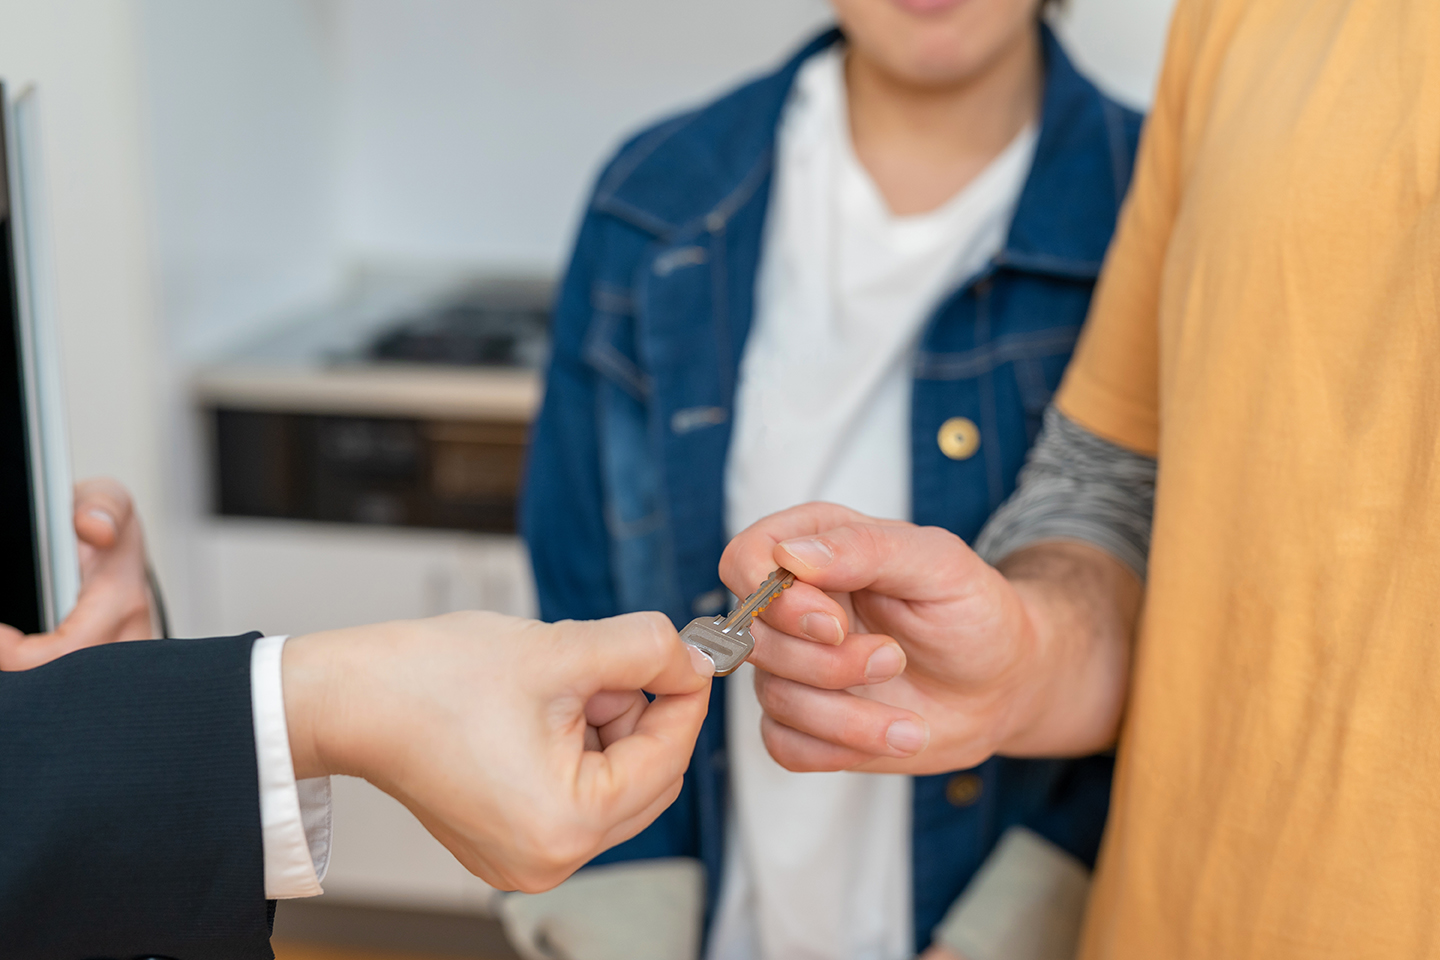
[{"xmin": 251, "ymin": 634, "xmax": 332, "ymax": 899}]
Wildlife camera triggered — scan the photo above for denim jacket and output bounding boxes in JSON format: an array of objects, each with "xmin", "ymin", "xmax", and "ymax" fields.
[{"xmin": 522, "ymin": 26, "xmax": 1142, "ymax": 951}]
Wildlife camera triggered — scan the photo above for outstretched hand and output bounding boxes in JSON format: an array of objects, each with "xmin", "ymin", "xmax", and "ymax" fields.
[
  {"xmin": 283, "ymin": 609, "xmax": 714, "ymax": 893},
  {"xmin": 0, "ymin": 478, "xmax": 155, "ymax": 671},
  {"xmin": 720, "ymin": 502, "xmax": 1131, "ymax": 775},
  {"xmin": 720, "ymin": 503, "xmax": 1036, "ymax": 774}
]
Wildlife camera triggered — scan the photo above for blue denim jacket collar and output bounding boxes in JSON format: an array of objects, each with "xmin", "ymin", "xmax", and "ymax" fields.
[
  {"xmin": 591, "ymin": 24, "xmax": 1124, "ymax": 278},
  {"xmin": 590, "ymin": 29, "xmax": 838, "ymax": 241}
]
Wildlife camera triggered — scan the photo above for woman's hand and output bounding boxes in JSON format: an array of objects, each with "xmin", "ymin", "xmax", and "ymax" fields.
[{"xmin": 0, "ymin": 478, "xmax": 155, "ymax": 671}]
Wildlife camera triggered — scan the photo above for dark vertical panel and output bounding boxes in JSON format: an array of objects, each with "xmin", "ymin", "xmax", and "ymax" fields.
[{"xmin": 0, "ymin": 89, "xmax": 44, "ymax": 634}]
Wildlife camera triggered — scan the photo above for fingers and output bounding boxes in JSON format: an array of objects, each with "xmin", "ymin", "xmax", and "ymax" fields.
[
  {"xmin": 719, "ymin": 502, "xmax": 879, "ymax": 599},
  {"xmin": 759, "ymin": 715, "xmax": 878, "ymax": 772},
  {"xmin": 6, "ymin": 479, "xmax": 155, "ymax": 667},
  {"xmin": 51, "ymin": 477, "xmax": 155, "ymax": 653},
  {"xmin": 54, "ymin": 554, "xmax": 155, "ymax": 649},
  {"xmin": 0, "ymin": 628, "xmax": 93, "ymax": 671},
  {"xmin": 747, "ymin": 619, "xmax": 904, "ymax": 689},
  {"xmin": 752, "ymin": 668, "xmax": 928, "ymax": 759},
  {"xmin": 577, "ymin": 684, "xmax": 709, "ymax": 827},
  {"xmin": 585, "ymin": 690, "xmax": 648, "ymax": 750},
  {"xmin": 596, "ymin": 775, "xmax": 686, "ymax": 852},
  {"xmin": 486, "ymin": 773, "xmax": 687, "ymax": 890},
  {"xmin": 554, "ymin": 611, "xmax": 713, "ymax": 697},
  {"xmin": 773, "ymin": 521, "xmax": 991, "ymax": 602},
  {"xmin": 585, "ymin": 689, "xmax": 646, "ymax": 728},
  {"xmin": 0, "ymin": 480, "xmax": 154, "ymax": 667},
  {"xmin": 752, "ymin": 583, "xmax": 850, "ymax": 645},
  {"xmin": 72, "ymin": 477, "xmax": 135, "ymax": 549}
]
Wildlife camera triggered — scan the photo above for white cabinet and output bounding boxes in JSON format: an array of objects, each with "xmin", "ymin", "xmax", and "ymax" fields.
[
  {"xmin": 190, "ymin": 518, "xmax": 536, "ymax": 913},
  {"xmin": 190, "ymin": 518, "xmax": 536, "ymax": 637}
]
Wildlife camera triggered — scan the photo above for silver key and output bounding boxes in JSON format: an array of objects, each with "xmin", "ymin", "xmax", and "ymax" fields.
[{"xmin": 681, "ymin": 568, "xmax": 795, "ymax": 676}]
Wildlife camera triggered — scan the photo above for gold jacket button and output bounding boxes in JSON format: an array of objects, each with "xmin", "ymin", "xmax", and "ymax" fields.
[
  {"xmin": 946, "ymin": 772, "xmax": 984, "ymax": 807},
  {"xmin": 937, "ymin": 417, "xmax": 981, "ymax": 460}
]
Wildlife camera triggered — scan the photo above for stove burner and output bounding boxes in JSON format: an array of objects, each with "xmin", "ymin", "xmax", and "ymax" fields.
[{"xmin": 368, "ymin": 297, "xmax": 550, "ymax": 368}]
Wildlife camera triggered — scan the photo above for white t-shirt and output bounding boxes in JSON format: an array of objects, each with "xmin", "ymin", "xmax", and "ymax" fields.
[{"xmin": 712, "ymin": 46, "xmax": 1038, "ymax": 960}]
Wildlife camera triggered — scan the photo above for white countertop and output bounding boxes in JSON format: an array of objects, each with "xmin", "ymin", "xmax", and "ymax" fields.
[
  {"xmin": 194, "ymin": 363, "xmax": 542, "ymax": 422},
  {"xmin": 191, "ymin": 272, "xmax": 551, "ymax": 422}
]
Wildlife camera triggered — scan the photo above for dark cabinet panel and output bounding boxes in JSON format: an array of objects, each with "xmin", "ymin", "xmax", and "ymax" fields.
[{"xmin": 212, "ymin": 408, "xmax": 527, "ymax": 534}]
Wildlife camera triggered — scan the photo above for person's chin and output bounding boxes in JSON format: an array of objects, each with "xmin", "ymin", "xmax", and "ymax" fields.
[{"xmin": 889, "ymin": 0, "xmax": 971, "ymax": 15}]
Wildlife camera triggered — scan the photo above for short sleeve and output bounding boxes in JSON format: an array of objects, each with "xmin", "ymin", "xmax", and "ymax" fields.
[{"xmin": 1055, "ymin": 0, "xmax": 1204, "ymax": 457}]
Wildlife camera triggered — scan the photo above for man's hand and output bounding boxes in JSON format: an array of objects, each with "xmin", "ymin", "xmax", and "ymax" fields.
[
  {"xmin": 0, "ymin": 478, "xmax": 155, "ymax": 671},
  {"xmin": 719, "ymin": 502, "xmax": 1138, "ymax": 774},
  {"xmin": 282, "ymin": 610, "xmax": 713, "ymax": 893}
]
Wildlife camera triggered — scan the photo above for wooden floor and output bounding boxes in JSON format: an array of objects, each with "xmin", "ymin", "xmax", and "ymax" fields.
[{"xmin": 273, "ymin": 943, "xmax": 475, "ymax": 960}]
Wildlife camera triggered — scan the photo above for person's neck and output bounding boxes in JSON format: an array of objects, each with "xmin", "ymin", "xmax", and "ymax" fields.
[{"xmin": 845, "ymin": 27, "xmax": 1043, "ymax": 216}]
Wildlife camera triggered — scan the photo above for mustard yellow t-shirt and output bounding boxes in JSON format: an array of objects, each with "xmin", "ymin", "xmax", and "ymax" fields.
[{"xmin": 1056, "ymin": 0, "xmax": 1440, "ymax": 956}]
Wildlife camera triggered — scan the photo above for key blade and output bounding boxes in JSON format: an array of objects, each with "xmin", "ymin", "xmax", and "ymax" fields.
[{"xmin": 722, "ymin": 567, "xmax": 796, "ymax": 631}]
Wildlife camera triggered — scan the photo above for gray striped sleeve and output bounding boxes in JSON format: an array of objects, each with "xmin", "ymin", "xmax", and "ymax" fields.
[{"xmin": 974, "ymin": 406, "xmax": 1157, "ymax": 580}]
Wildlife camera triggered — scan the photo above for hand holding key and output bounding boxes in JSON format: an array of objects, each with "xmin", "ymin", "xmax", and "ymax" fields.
[
  {"xmin": 718, "ymin": 502, "xmax": 1065, "ymax": 775},
  {"xmin": 284, "ymin": 609, "xmax": 713, "ymax": 893},
  {"xmin": 681, "ymin": 568, "xmax": 795, "ymax": 676}
]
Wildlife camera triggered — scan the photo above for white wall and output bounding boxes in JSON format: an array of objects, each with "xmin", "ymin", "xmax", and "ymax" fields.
[
  {"xmin": 138, "ymin": 0, "xmax": 342, "ymax": 362},
  {"xmin": 1053, "ymin": 0, "xmax": 1177, "ymax": 108},
  {"xmin": 331, "ymin": 0, "xmax": 835, "ymax": 272},
  {"xmin": 0, "ymin": 0, "xmax": 169, "ymax": 568},
  {"xmin": 328, "ymin": 0, "xmax": 1176, "ymax": 276},
  {"xmin": 131, "ymin": 0, "xmax": 1180, "ymax": 353}
]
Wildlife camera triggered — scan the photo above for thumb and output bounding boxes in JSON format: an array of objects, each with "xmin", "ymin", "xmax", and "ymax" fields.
[
  {"xmin": 72, "ymin": 477, "xmax": 137, "ymax": 550},
  {"xmin": 553, "ymin": 611, "xmax": 713, "ymax": 697},
  {"xmin": 774, "ymin": 522, "xmax": 994, "ymax": 603}
]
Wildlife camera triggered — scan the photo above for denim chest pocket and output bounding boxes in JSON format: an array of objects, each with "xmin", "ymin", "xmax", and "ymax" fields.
[
  {"xmin": 584, "ymin": 283, "xmax": 649, "ymax": 404},
  {"xmin": 915, "ymin": 327, "xmax": 1079, "ymax": 391},
  {"xmin": 914, "ymin": 325, "xmax": 1080, "ymax": 446},
  {"xmin": 583, "ymin": 284, "xmax": 656, "ymax": 533},
  {"xmin": 582, "ymin": 283, "xmax": 682, "ymax": 615}
]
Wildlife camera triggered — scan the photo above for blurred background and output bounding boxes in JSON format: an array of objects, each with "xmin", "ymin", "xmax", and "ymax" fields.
[{"xmin": 0, "ymin": 1, "xmax": 1175, "ymax": 956}]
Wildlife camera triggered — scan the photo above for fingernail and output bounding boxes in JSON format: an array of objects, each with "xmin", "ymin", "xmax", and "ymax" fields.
[
  {"xmin": 885, "ymin": 719, "xmax": 929, "ymax": 756},
  {"xmin": 780, "ymin": 537, "xmax": 833, "ymax": 569},
  {"xmin": 864, "ymin": 644, "xmax": 905, "ymax": 683},
  {"xmin": 686, "ymin": 644, "xmax": 716, "ymax": 679},
  {"xmin": 800, "ymin": 612, "xmax": 844, "ymax": 645},
  {"xmin": 85, "ymin": 509, "xmax": 116, "ymax": 531}
]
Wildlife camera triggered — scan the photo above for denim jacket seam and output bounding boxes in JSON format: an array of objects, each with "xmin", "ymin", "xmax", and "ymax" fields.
[
  {"xmin": 632, "ymin": 254, "xmax": 691, "ymax": 623},
  {"xmin": 583, "ymin": 313, "xmax": 651, "ymax": 401},
  {"xmin": 591, "ymin": 282, "xmax": 635, "ymax": 316},
  {"xmin": 696, "ymin": 147, "xmax": 773, "ymax": 235},
  {"xmin": 603, "ymin": 502, "xmax": 668, "ymax": 541},
  {"xmin": 914, "ymin": 326, "xmax": 1083, "ymax": 381},
  {"xmin": 592, "ymin": 112, "xmax": 700, "ymax": 225},
  {"xmin": 591, "ymin": 127, "xmax": 774, "ymax": 242},
  {"xmin": 592, "ymin": 195, "xmax": 679, "ymax": 241}
]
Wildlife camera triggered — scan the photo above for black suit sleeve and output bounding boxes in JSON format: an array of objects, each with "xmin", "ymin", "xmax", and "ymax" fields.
[{"xmin": 0, "ymin": 633, "xmax": 274, "ymax": 960}]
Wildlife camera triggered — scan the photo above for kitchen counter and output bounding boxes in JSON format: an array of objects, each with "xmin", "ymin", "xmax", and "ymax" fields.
[{"xmin": 194, "ymin": 362, "xmax": 541, "ymax": 422}]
